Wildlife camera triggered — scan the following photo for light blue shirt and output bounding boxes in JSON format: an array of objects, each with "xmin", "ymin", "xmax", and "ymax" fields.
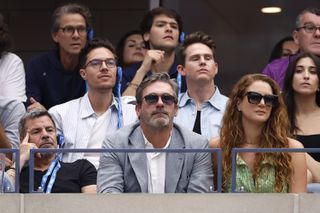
[{"xmin": 174, "ymin": 87, "xmax": 228, "ymax": 140}]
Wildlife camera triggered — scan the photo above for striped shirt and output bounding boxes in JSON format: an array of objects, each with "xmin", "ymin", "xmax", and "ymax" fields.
[{"xmin": 48, "ymin": 93, "xmax": 137, "ymax": 167}]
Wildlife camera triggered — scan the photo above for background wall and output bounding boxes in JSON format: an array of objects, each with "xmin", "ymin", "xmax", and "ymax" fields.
[{"xmin": 1, "ymin": 0, "xmax": 148, "ymax": 63}]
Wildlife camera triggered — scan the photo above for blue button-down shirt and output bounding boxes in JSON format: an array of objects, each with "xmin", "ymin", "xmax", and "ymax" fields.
[{"xmin": 174, "ymin": 87, "xmax": 228, "ymax": 140}]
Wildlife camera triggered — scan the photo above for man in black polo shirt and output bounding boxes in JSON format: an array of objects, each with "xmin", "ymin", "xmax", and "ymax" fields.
[{"xmin": 7, "ymin": 109, "xmax": 96, "ymax": 193}]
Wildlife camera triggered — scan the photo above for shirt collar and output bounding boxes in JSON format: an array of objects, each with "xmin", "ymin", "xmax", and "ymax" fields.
[
  {"xmin": 80, "ymin": 93, "xmax": 118, "ymax": 119},
  {"xmin": 178, "ymin": 86, "xmax": 225, "ymax": 111}
]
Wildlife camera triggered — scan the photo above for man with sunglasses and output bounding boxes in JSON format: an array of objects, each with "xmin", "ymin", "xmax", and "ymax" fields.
[
  {"xmin": 48, "ymin": 38, "xmax": 137, "ymax": 169},
  {"xmin": 97, "ymin": 73, "xmax": 213, "ymax": 193},
  {"xmin": 26, "ymin": 3, "xmax": 92, "ymax": 111},
  {"xmin": 263, "ymin": 7, "xmax": 320, "ymax": 90},
  {"xmin": 175, "ymin": 32, "xmax": 228, "ymax": 140}
]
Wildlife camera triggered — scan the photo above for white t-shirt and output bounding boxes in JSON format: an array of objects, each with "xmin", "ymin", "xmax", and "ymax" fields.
[{"xmin": 0, "ymin": 52, "xmax": 26, "ymax": 102}]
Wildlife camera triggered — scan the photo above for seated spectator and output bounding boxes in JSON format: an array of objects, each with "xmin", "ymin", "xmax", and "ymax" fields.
[
  {"xmin": 6, "ymin": 109, "xmax": 97, "ymax": 193},
  {"xmin": 26, "ymin": 3, "xmax": 93, "ymax": 111},
  {"xmin": 262, "ymin": 7, "xmax": 320, "ymax": 89},
  {"xmin": 0, "ymin": 13, "xmax": 26, "ymax": 102},
  {"xmin": 0, "ymin": 98, "xmax": 26, "ymax": 149},
  {"xmin": 283, "ymin": 53, "xmax": 320, "ymax": 182},
  {"xmin": 0, "ymin": 123, "xmax": 14, "ymax": 168},
  {"xmin": 49, "ymin": 38, "xmax": 137, "ymax": 168},
  {"xmin": 121, "ymin": 7, "xmax": 186, "ymax": 96},
  {"xmin": 116, "ymin": 30, "xmax": 147, "ymax": 68},
  {"xmin": 210, "ymin": 74, "xmax": 306, "ymax": 193},
  {"xmin": 97, "ymin": 73, "xmax": 213, "ymax": 193},
  {"xmin": 175, "ymin": 31, "xmax": 228, "ymax": 140},
  {"xmin": 268, "ymin": 36, "xmax": 299, "ymax": 63}
]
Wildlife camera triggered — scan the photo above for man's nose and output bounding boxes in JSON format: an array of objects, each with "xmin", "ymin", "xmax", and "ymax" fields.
[
  {"xmin": 72, "ymin": 29, "xmax": 80, "ymax": 37},
  {"xmin": 199, "ymin": 56, "xmax": 206, "ymax": 65},
  {"xmin": 165, "ymin": 24, "xmax": 173, "ymax": 32},
  {"xmin": 100, "ymin": 61, "xmax": 109, "ymax": 71}
]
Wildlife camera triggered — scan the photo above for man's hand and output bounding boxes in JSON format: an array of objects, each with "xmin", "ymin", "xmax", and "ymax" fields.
[
  {"xmin": 140, "ymin": 50, "xmax": 165, "ymax": 73},
  {"xmin": 20, "ymin": 133, "xmax": 39, "ymax": 166},
  {"xmin": 27, "ymin": 97, "xmax": 46, "ymax": 112}
]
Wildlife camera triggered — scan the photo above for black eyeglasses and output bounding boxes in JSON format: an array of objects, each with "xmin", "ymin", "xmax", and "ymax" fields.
[
  {"xmin": 85, "ymin": 59, "xmax": 117, "ymax": 70},
  {"xmin": 296, "ymin": 24, "xmax": 320, "ymax": 34},
  {"xmin": 143, "ymin": 93, "xmax": 177, "ymax": 105},
  {"xmin": 59, "ymin": 26, "xmax": 87, "ymax": 36},
  {"xmin": 245, "ymin": 91, "xmax": 278, "ymax": 107}
]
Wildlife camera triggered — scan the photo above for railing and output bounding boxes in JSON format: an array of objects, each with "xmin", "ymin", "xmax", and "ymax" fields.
[
  {"xmin": 29, "ymin": 148, "xmax": 222, "ymax": 193},
  {"xmin": 0, "ymin": 149, "xmax": 20, "ymax": 192},
  {"xmin": 231, "ymin": 148, "xmax": 320, "ymax": 192},
  {"xmin": 2, "ymin": 147, "xmax": 320, "ymax": 193}
]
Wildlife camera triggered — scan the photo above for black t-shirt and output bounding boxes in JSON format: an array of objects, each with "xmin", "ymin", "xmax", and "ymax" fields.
[{"xmin": 20, "ymin": 159, "xmax": 97, "ymax": 193}]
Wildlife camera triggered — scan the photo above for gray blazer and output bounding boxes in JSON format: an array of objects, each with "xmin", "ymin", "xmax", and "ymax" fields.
[{"xmin": 97, "ymin": 122, "xmax": 213, "ymax": 193}]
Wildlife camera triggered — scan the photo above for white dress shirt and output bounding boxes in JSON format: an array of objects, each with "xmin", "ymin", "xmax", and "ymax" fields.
[
  {"xmin": 49, "ymin": 93, "xmax": 137, "ymax": 168},
  {"xmin": 143, "ymin": 134, "xmax": 171, "ymax": 193}
]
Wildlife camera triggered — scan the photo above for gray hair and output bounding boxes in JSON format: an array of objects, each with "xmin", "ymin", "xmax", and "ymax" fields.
[
  {"xmin": 295, "ymin": 7, "xmax": 320, "ymax": 28},
  {"xmin": 135, "ymin": 73, "xmax": 178, "ymax": 104},
  {"xmin": 51, "ymin": 3, "xmax": 92, "ymax": 34},
  {"xmin": 19, "ymin": 109, "xmax": 56, "ymax": 138}
]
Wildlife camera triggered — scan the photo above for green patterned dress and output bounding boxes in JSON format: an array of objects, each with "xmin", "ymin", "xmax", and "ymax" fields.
[{"xmin": 226, "ymin": 155, "xmax": 288, "ymax": 192}]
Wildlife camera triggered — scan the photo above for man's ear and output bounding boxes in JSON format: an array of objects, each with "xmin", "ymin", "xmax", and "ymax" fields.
[
  {"xmin": 177, "ymin": 65, "xmax": 186, "ymax": 76},
  {"xmin": 52, "ymin": 32, "xmax": 59, "ymax": 43},
  {"xmin": 135, "ymin": 104, "xmax": 141, "ymax": 119},
  {"xmin": 292, "ymin": 30, "xmax": 299, "ymax": 46},
  {"xmin": 79, "ymin": 69, "xmax": 87, "ymax": 80},
  {"xmin": 214, "ymin": 63, "xmax": 218, "ymax": 75}
]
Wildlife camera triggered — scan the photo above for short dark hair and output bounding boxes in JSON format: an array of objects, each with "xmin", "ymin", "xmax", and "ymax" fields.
[
  {"xmin": 178, "ymin": 31, "xmax": 216, "ymax": 66},
  {"xmin": 19, "ymin": 109, "xmax": 56, "ymax": 139},
  {"xmin": 295, "ymin": 7, "xmax": 320, "ymax": 28},
  {"xmin": 139, "ymin": 7, "xmax": 183, "ymax": 35},
  {"xmin": 0, "ymin": 12, "xmax": 13, "ymax": 56},
  {"xmin": 79, "ymin": 37, "xmax": 117, "ymax": 68},
  {"xmin": 136, "ymin": 73, "xmax": 178, "ymax": 104},
  {"xmin": 116, "ymin": 30, "xmax": 144, "ymax": 67},
  {"xmin": 51, "ymin": 3, "xmax": 92, "ymax": 34},
  {"xmin": 283, "ymin": 53, "xmax": 320, "ymax": 133}
]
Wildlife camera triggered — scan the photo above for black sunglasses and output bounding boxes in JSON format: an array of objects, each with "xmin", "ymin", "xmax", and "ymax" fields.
[
  {"xmin": 245, "ymin": 91, "xmax": 278, "ymax": 107},
  {"xmin": 143, "ymin": 93, "xmax": 177, "ymax": 105}
]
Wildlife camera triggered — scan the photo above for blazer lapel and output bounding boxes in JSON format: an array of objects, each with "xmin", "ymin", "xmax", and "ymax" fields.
[
  {"xmin": 165, "ymin": 128, "xmax": 185, "ymax": 193},
  {"xmin": 128, "ymin": 126, "xmax": 148, "ymax": 192}
]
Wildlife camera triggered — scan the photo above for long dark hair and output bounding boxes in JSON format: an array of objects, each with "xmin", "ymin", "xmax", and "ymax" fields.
[
  {"xmin": 116, "ymin": 30, "xmax": 143, "ymax": 67},
  {"xmin": 283, "ymin": 53, "xmax": 320, "ymax": 133}
]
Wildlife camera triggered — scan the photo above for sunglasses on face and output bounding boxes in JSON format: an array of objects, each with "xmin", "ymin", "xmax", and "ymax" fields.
[
  {"xmin": 143, "ymin": 93, "xmax": 177, "ymax": 105},
  {"xmin": 245, "ymin": 91, "xmax": 278, "ymax": 107}
]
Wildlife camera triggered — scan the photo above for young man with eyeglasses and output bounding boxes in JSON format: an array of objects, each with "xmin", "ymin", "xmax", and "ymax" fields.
[
  {"xmin": 263, "ymin": 7, "xmax": 320, "ymax": 90},
  {"xmin": 120, "ymin": 7, "xmax": 187, "ymax": 96},
  {"xmin": 26, "ymin": 3, "xmax": 92, "ymax": 111},
  {"xmin": 48, "ymin": 38, "xmax": 137, "ymax": 169},
  {"xmin": 175, "ymin": 31, "xmax": 228, "ymax": 140},
  {"xmin": 97, "ymin": 72, "xmax": 213, "ymax": 193}
]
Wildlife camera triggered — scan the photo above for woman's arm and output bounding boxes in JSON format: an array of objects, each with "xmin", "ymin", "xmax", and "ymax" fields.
[
  {"xmin": 288, "ymin": 138, "xmax": 307, "ymax": 193},
  {"xmin": 306, "ymin": 153, "xmax": 320, "ymax": 183}
]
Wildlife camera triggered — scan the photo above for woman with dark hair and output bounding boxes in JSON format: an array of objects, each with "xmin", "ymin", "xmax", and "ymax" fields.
[
  {"xmin": 210, "ymin": 74, "xmax": 306, "ymax": 193},
  {"xmin": 268, "ymin": 36, "xmax": 299, "ymax": 63},
  {"xmin": 283, "ymin": 53, "xmax": 320, "ymax": 183},
  {"xmin": 116, "ymin": 30, "xmax": 147, "ymax": 68},
  {"xmin": 0, "ymin": 13, "xmax": 26, "ymax": 102}
]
